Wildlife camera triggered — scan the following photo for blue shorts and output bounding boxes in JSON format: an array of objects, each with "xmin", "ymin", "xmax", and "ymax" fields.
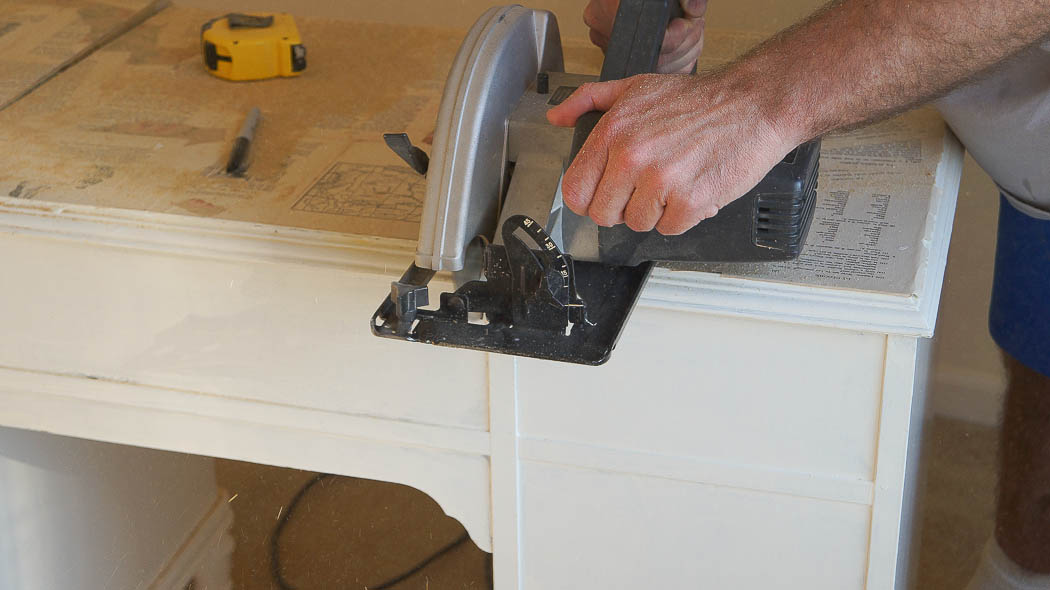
[{"xmin": 989, "ymin": 194, "xmax": 1050, "ymax": 378}]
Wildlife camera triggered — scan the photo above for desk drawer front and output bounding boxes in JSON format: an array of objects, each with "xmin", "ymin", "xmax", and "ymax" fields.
[
  {"xmin": 520, "ymin": 461, "xmax": 871, "ymax": 589},
  {"xmin": 0, "ymin": 234, "xmax": 490, "ymax": 430},
  {"xmin": 519, "ymin": 307, "xmax": 885, "ymax": 485}
]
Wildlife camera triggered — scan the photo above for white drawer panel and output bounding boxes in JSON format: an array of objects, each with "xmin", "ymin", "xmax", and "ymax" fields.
[
  {"xmin": 521, "ymin": 461, "xmax": 871, "ymax": 590},
  {"xmin": 519, "ymin": 306, "xmax": 885, "ymax": 481},
  {"xmin": 0, "ymin": 233, "xmax": 489, "ymax": 430}
]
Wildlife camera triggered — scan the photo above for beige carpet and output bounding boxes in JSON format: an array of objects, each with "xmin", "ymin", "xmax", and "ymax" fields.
[
  {"xmin": 915, "ymin": 417, "xmax": 999, "ymax": 590},
  {"xmin": 215, "ymin": 416, "xmax": 998, "ymax": 590},
  {"xmin": 214, "ymin": 460, "xmax": 491, "ymax": 589}
]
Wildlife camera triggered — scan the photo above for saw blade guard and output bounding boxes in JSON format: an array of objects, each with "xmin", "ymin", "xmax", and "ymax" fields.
[{"xmin": 415, "ymin": 5, "xmax": 564, "ymax": 272}]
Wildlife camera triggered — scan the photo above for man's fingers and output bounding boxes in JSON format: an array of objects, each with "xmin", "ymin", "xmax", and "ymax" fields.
[
  {"xmin": 589, "ymin": 28, "xmax": 609, "ymax": 52},
  {"xmin": 655, "ymin": 194, "xmax": 718, "ymax": 235},
  {"xmin": 546, "ymin": 79, "xmax": 632, "ymax": 127},
  {"xmin": 587, "ymin": 156, "xmax": 636, "ymax": 226},
  {"xmin": 680, "ymin": 0, "xmax": 708, "ymax": 19},
  {"xmin": 660, "ymin": 18, "xmax": 690, "ymax": 55},
  {"xmin": 560, "ymin": 135, "xmax": 609, "ymax": 216},
  {"xmin": 659, "ymin": 32, "xmax": 703, "ymax": 73},
  {"xmin": 623, "ymin": 184, "xmax": 667, "ymax": 233},
  {"xmin": 582, "ymin": 0, "xmax": 611, "ymax": 34},
  {"xmin": 658, "ymin": 16, "xmax": 704, "ymax": 73}
]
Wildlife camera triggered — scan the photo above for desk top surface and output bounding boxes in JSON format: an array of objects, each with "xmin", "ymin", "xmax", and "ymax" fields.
[{"xmin": 0, "ymin": 3, "xmax": 962, "ymax": 321}]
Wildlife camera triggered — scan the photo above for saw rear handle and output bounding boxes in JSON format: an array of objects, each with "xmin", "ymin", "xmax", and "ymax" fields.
[{"xmin": 571, "ymin": 0, "xmax": 686, "ymax": 163}]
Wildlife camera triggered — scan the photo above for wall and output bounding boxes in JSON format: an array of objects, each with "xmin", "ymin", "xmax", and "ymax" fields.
[
  {"xmin": 172, "ymin": 0, "xmax": 1008, "ymax": 423},
  {"xmin": 931, "ymin": 156, "xmax": 1004, "ymax": 424}
]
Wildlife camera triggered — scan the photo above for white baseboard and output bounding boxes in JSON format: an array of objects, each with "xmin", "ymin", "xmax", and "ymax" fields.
[
  {"xmin": 150, "ymin": 490, "xmax": 234, "ymax": 590},
  {"xmin": 930, "ymin": 366, "xmax": 1005, "ymax": 426}
]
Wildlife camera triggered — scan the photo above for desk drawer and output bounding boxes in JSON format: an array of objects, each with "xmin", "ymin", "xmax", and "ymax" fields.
[
  {"xmin": 518, "ymin": 307, "xmax": 885, "ymax": 484},
  {"xmin": 0, "ymin": 233, "xmax": 490, "ymax": 430},
  {"xmin": 520, "ymin": 461, "xmax": 871, "ymax": 589}
]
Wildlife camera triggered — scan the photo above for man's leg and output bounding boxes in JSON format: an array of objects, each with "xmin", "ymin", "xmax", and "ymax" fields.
[
  {"xmin": 996, "ymin": 353, "xmax": 1050, "ymax": 574},
  {"xmin": 966, "ymin": 194, "xmax": 1050, "ymax": 589}
]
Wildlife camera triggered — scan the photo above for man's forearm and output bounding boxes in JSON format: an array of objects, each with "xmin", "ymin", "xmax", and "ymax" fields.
[{"xmin": 735, "ymin": 0, "xmax": 1050, "ymax": 144}]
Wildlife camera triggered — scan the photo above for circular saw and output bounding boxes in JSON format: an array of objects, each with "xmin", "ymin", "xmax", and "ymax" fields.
[{"xmin": 372, "ymin": 1, "xmax": 821, "ymax": 365}]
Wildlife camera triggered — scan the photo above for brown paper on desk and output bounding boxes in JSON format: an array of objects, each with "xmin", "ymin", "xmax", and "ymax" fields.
[
  {"xmin": 0, "ymin": 5, "xmax": 723, "ymax": 241},
  {"xmin": 0, "ymin": 0, "xmax": 169, "ymax": 110},
  {"xmin": 0, "ymin": 5, "xmax": 951, "ymax": 294}
]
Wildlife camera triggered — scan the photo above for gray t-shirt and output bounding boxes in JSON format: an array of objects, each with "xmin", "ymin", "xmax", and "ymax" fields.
[{"xmin": 935, "ymin": 40, "xmax": 1050, "ymax": 219}]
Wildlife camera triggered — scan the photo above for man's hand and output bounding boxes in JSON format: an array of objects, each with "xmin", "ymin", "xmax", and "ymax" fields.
[
  {"xmin": 584, "ymin": 0, "xmax": 707, "ymax": 74},
  {"xmin": 546, "ymin": 71, "xmax": 799, "ymax": 235},
  {"xmin": 561, "ymin": 0, "xmax": 1050, "ymax": 236}
]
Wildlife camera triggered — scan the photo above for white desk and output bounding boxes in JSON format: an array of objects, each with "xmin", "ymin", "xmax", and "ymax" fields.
[
  {"xmin": 0, "ymin": 136, "xmax": 961, "ymax": 590},
  {"xmin": 0, "ymin": 4, "xmax": 963, "ymax": 588}
]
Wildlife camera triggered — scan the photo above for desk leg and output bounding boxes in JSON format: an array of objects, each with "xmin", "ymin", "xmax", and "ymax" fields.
[
  {"xmin": 866, "ymin": 335, "xmax": 932, "ymax": 589},
  {"xmin": 489, "ymin": 355, "xmax": 522, "ymax": 590}
]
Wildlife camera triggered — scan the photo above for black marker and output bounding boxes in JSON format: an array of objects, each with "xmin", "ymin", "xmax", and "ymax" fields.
[{"xmin": 226, "ymin": 107, "xmax": 261, "ymax": 175}]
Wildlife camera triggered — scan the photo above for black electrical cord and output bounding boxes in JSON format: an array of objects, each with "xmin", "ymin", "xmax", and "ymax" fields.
[
  {"xmin": 270, "ymin": 473, "xmax": 332, "ymax": 590},
  {"xmin": 367, "ymin": 531, "xmax": 470, "ymax": 590},
  {"xmin": 269, "ymin": 472, "xmax": 479, "ymax": 590}
]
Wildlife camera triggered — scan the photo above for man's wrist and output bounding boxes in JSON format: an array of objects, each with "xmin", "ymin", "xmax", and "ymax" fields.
[{"xmin": 713, "ymin": 54, "xmax": 820, "ymax": 153}]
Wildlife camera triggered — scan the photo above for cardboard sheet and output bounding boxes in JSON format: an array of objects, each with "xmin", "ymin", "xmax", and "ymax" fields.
[{"xmin": 0, "ymin": 5, "xmax": 954, "ymax": 294}]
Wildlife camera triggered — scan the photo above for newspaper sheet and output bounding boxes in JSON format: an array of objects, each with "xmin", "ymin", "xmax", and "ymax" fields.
[
  {"xmin": 693, "ymin": 109, "xmax": 948, "ymax": 294},
  {"xmin": 0, "ymin": 8, "xmax": 953, "ymax": 295}
]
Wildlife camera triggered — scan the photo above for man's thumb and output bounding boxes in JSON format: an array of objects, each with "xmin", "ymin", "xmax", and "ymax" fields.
[
  {"xmin": 681, "ymin": 0, "xmax": 707, "ymax": 19},
  {"xmin": 546, "ymin": 79, "xmax": 631, "ymax": 127}
]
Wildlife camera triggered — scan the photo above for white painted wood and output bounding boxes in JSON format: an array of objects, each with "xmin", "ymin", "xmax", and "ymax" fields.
[
  {"xmin": 150, "ymin": 491, "xmax": 235, "ymax": 590},
  {"xmin": 0, "ymin": 128, "xmax": 962, "ymax": 587},
  {"xmin": 896, "ymin": 338, "xmax": 934, "ymax": 589},
  {"xmin": 911, "ymin": 131, "xmax": 966, "ymax": 338},
  {"xmin": 488, "ymin": 355, "xmax": 522, "ymax": 590},
  {"xmin": 864, "ymin": 336, "xmax": 929, "ymax": 590},
  {"xmin": 0, "ymin": 194, "xmax": 956, "ymax": 337},
  {"xmin": 519, "ymin": 437, "xmax": 875, "ymax": 505},
  {"xmin": 519, "ymin": 308, "xmax": 886, "ymax": 483},
  {"xmin": 0, "ymin": 366, "xmax": 489, "ymax": 456},
  {"xmin": 0, "ymin": 368, "xmax": 495, "ymax": 552},
  {"xmin": 519, "ymin": 461, "xmax": 873, "ymax": 589},
  {"xmin": 0, "ymin": 227, "xmax": 490, "ymax": 432}
]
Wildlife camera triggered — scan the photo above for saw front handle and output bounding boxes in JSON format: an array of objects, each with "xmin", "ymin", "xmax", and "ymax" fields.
[{"xmin": 570, "ymin": 0, "xmax": 686, "ymax": 164}]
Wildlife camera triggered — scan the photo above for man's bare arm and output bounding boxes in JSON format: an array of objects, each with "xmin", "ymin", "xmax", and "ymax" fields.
[
  {"xmin": 757, "ymin": 0, "xmax": 1050, "ymax": 142},
  {"xmin": 548, "ymin": 0, "xmax": 1050, "ymax": 235}
]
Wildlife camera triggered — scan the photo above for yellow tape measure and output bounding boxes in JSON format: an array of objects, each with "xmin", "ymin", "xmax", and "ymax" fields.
[{"xmin": 201, "ymin": 13, "xmax": 306, "ymax": 81}]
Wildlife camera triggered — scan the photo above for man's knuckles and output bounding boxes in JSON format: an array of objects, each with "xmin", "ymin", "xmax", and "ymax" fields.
[
  {"xmin": 658, "ymin": 196, "xmax": 718, "ymax": 235},
  {"xmin": 640, "ymin": 164, "xmax": 678, "ymax": 195},
  {"xmin": 609, "ymin": 144, "xmax": 647, "ymax": 172}
]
